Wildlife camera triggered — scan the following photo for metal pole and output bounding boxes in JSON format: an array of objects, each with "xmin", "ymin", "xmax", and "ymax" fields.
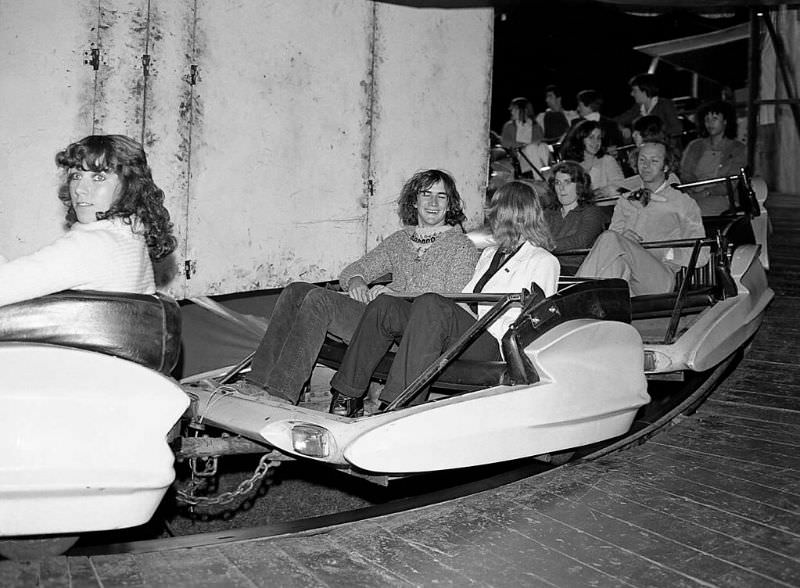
[
  {"xmin": 761, "ymin": 11, "xmax": 800, "ymax": 152},
  {"xmin": 747, "ymin": 10, "xmax": 761, "ymax": 173}
]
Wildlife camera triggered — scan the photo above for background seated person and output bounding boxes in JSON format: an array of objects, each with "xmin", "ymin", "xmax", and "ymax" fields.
[
  {"xmin": 615, "ymin": 73, "xmax": 682, "ymax": 146},
  {"xmin": 545, "ymin": 161, "xmax": 607, "ymax": 274},
  {"xmin": 573, "ymin": 89, "xmax": 624, "ymax": 151},
  {"xmin": 0, "ymin": 134, "xmax": 176, "ymax": 308},
  {"xmin": 619, "ymin": 116, "xmax": 682, "ymax": 193},
  {"xmin": 561, "ymin": 120, "xmax": 625, "ymax": 200},
  {"xmin": 500, "ymin": 97, "xmax": 544, "ymax": 151},
  {"xmin": 328, "ymin": 181, "xmax": 559, "ymax": 416},
  {"xmin": 501, "ymin": 97, "xmax": 547, "ymax": 177},
  {"xmin": 680, "ymin": 100, "xmax": 746, "ymax": 216},
  {"xmin": 576, "ymin": 140, "xmax": 706, "ymax": 296},
  {"xmin": 536, "ymin": 84, "xmax": 578, "ymax": 145},
  {"xmin": 239, "ymin": 169, "xmax": 480, "ymax": 405}
]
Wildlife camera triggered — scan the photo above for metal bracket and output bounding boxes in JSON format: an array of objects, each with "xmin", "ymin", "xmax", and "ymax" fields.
[{"xmin": 83, "ymin": 44, "xmax": 103, "ymax": 71}]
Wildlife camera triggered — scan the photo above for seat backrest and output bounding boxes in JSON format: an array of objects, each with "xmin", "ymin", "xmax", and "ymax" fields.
[
  {"xmin": 501, "ymin": 279, "xmax": 631, "ymax": 384},
  {"xmin": 0, "ymin": 290, "xmax": 181, "ymax": 375}
]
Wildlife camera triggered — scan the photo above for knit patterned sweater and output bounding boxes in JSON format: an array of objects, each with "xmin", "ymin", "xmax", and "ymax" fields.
[
  {"xmin": 0, "ymin": 217, "xmax": 155, "ymax": 308},
  {"xmin": 338, "ymin": 227, "xmax": 480, "ymax": 296}
]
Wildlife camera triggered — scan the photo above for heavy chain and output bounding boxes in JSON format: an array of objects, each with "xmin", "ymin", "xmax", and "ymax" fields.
[{"xmin": 176, "ymin": 452, "xmax": 282, "ymax": 512}]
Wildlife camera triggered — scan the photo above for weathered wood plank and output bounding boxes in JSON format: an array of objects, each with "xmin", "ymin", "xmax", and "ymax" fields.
[
  {"xmin": 539, "ymin": 479, "xmax": 800, "ymax": 585},
  {"xmin": 274, "ymin": 534, "xmax": 410, "ymax": 587},
  {"xmin": 589, "ymin": 473, "xmax": 800, "ymax": 561},
  {"xmin": 679, "ymin": 412, "xmax": 800, "ymax": 447},
  {"xmin": 470, "ymin": 500, "xmax": 705, "ymax": 587},
  {"xmin": 0, "ymin": 560, "xmax": 41, "ymax": 588},
  {"xmin": 115, "ymin": 550, "xmax": 254, "ymax": 588},
  {"xmin": 88, "ymin": 552, "xmax": 147, "ymax": 587},
  {"xmin": 520, "ymin": 489, "xmax": 790, "ymax": 587},
  {"xmin": 217, "ymin": 540, "xmax": 326, "ymax": 588},
  {"xmin": 369, "ymin": 502, "xmax": 567, "ymax": 587},
  {"xmin": 620, "ymin": 442, "xmax": 800, "ymax": 490},
  {"xmin": 333, "ymin": 521, "xmax": 477, "ymax": 586},
  {"xmin": 65, "ymin": 556, "xmax": 101, "ymax": 586}
]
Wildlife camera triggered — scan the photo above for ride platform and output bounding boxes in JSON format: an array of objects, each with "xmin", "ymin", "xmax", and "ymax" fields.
[{"xmin": 1, "ymin": 195, "xmax": 798, "ymax": 587}]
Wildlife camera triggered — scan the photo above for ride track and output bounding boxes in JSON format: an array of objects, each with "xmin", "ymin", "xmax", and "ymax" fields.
[{"xmin": 67, "ymin": 351, "xmax": 738, "ymax": 558}]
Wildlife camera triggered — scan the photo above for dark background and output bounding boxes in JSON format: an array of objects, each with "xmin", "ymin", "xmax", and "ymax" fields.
[{"xmin": 489, "ymin": 1, "xmax": 750, "ymax": 132}]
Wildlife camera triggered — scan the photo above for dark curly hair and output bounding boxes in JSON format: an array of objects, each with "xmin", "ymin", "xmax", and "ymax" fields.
[
  {"xmin": 696, "ymin": 100, "xmax": 738, "ymax": 139},
  {"xmin": 560, "ymin": 119, "xmax": 606, "ymax": 162},
  {"xmin": 397, "ymin": 169, "xmax": 466, "ymax": 227},
  {"xmin": 547, "ymin": 160, "xmax": 594, "ymax": 208},
  {"xmin": 56, "ymin": 135, "xmax": 177, "ymax": 261}
]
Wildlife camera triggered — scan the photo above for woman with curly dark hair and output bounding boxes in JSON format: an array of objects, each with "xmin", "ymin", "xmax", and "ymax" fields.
[
  {"xmin": 236, "ymin": 169, "xmax": 480, "ymax": 406},
  {"xmin": 560, "ymin": 120, "xmax": 624, "ymax": 200},
  {"xmin": 545, "ymin": 160, "xmax": 607, "ymax": 273},
  {"xmin": 0, "ymin": 134, "xmax": 176, "ymax": 307}
]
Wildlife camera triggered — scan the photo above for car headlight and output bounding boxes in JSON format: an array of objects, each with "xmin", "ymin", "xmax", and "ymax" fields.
[{"xmin": 291, "ymin": 424, "xmax": 335, "ymax": 458}]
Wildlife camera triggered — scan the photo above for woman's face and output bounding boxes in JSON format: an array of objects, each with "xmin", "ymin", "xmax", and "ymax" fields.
[
  {"xmin": 68, "ymin": 167, "xmax": 122, "ymax": 224},
  {"xmin": 509, "ymin": 105, "xmax": 521, "ymax": 122},
  {"xmin": 704, "ymin": 112, "xmax": 726, "ymax": 137},
  {"xmin": 415, "ymin": 180, "xmax": 448, "ymax": 228},
  {"xmin": 554, "ymin": 172, "xmax": 579, "ymax": 207},
  {"xmin": 583, "ymin": 128, "xmax": 602, "ymax": 156}
]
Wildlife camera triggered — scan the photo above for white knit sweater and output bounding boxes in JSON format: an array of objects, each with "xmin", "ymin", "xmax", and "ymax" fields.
[{"xmin": 0, "ymin": 217, "xmax": 155, "ymax": 307}]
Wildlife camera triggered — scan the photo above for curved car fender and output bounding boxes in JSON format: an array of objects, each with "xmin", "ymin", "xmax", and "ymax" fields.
[{"xmin": 342, "ymin": 319, "xmax": 649, "ymax": 474}]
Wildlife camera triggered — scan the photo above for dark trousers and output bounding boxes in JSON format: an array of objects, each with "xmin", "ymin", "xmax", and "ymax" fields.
[
  {"xmin": 330, "ymin": 293, "xmax": 502, "ymax": 406},
  {"xmin": 248, "ymin": 282, "xmax": 366, "ymax": 403}
]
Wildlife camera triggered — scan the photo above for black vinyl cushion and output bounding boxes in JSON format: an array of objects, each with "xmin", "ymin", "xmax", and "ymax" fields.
[{"xmin": 0, "ymin": 290, "xmax": 181, "ymax": 375}]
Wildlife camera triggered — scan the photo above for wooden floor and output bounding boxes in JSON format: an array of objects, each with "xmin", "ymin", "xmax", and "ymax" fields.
[{"xmin": 2, "ymin": 196, "xmax": 798, "ymax": 587}]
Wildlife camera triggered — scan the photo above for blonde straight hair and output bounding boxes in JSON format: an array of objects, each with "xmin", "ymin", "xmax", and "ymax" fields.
[{"xmin": 487, "ymin": 181, "xmax": 554, "ymax": 252}]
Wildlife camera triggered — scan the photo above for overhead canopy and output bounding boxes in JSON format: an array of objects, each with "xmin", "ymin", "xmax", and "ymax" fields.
[
  {"xmin": 378, "ymin": 0, "xmax": 783, "ymax": 8},
  {"xmin": 594, "ymin": 0, "xmax": 784, "ymax": 11},
  {"xmin": 634, "ymin": 22, "xmax": 750, "ymax": 89}
]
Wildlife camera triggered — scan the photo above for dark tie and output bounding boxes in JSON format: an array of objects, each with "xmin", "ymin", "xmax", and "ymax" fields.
[{"xmin": 628, "ymin": 187, "xmax": 652, "ymax": 206}]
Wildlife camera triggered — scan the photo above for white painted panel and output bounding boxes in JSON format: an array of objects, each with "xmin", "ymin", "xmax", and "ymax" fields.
[
  {"xmin": 139, "ymin": 0, "xmax": 196, "ymax": 294},
  {"xmin": 367, "ymin": 5, "xmax": 493, "ymax": 247},
  {"xmin": 92, "ymin": 0, "xmax": 148, "ymax": 137},
  {"xmin": 0, "ymin": 0, "xmax": 96, "ymax": 259},
  {"xmin": 185, "ymin": 0, "xmax": 373, "ymax": 296},
  {"xmin": 90, "ymin": 0, "xmax": 187, "ymax": 291}
]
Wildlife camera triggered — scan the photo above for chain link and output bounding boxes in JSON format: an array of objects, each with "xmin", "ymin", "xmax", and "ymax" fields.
[{"xmin": 176, "ymin": 452, "xmax": 281, "ymax": 512}]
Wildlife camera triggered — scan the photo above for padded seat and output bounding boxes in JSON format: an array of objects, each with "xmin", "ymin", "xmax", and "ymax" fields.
[
  {"xmin": 0, "ymin": 290, "xmax": 181, "ymax": 374},
  {"xmin": 317, "ymin": 279, "xmax": 632, "ymax": 394}
]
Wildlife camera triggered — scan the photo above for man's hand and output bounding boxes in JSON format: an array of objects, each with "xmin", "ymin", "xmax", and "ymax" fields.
[
  {"xmin": 366, "ymin": 284, "xmax": 398, "ymax": 301},
  {"xmin": 346, "ymin": 276, "xmax": 370, "ymax": 303}
]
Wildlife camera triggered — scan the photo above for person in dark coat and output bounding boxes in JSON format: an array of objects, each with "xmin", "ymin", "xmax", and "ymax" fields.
[{"xmin": 545, "ymin": 160, "xmax": 608, "ymax": 274}]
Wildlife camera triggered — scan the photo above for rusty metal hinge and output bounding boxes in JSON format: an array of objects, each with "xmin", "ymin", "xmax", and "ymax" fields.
[
  {"xmin": 84, "ymin": 44, "xmax": 101, "ymax": 71},
  {"xmin": 184, "ymin": 260, "xmax": 197, "ymax": 280},
  {"xmin": 368, "ymin": 178, "xmax": 374, "ymax": 197},
  {"xmin": 141, "ymin": 54, "xmax": 151, "ymax": 77},
  {"xmin": 189, "ymin": 64, "xmax": 199, "ymax": 86}
]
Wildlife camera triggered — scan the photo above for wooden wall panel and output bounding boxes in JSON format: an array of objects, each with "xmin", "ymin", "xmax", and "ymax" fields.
[
  {"xmin": 0, "ymin": 0, "xmax": 96, "ymax": 259},
  {"xmin": 183, "ymin": 0, "xmax": 374, "ymax": 296},
  {"xmin": 366, "ymin": 4, "xmax": 493, "ymax": 247}
]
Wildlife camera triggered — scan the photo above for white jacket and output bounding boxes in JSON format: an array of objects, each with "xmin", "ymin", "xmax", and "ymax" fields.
[{"xmin": 462, "ymin": 241, "xmax": 559, "ymax": 342}]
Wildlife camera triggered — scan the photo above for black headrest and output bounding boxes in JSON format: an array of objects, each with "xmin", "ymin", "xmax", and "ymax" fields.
[{"xmin": 0, "ymin": 290, "xmax": 181, "ymax": 374}]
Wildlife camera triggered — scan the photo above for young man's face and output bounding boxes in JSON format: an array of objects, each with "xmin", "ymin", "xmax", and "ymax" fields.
[{"xmin": 545, "ymin": 91, "xmax": 561, "ymax": 111}]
